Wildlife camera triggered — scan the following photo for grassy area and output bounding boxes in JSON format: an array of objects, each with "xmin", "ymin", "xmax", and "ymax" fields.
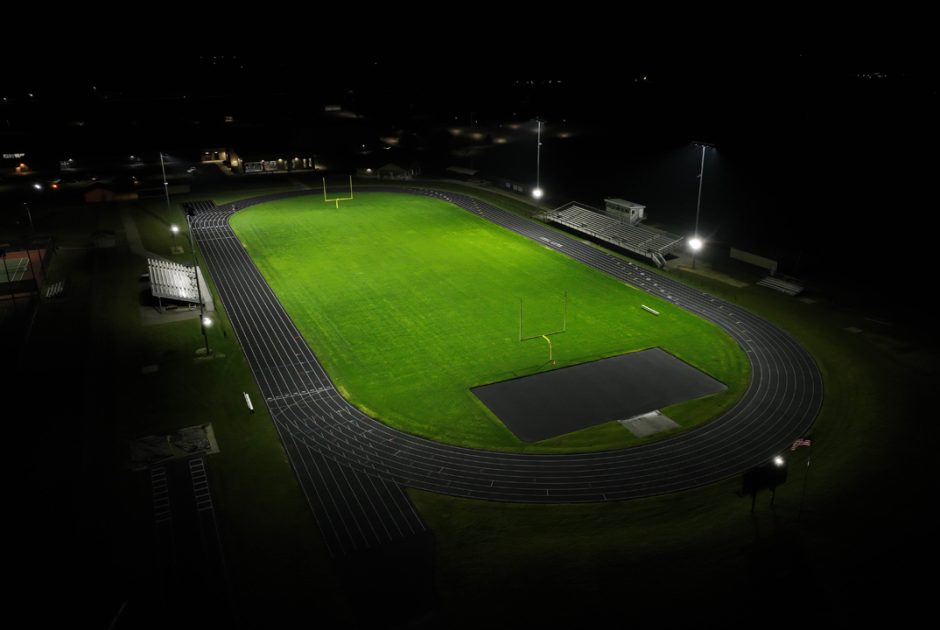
[
  {"xmin": 230, "ymin": 192, "xmax": 748, "ymax": 452},
  {"xmin": 15, "ymin": 197, "xmax": 349, "ymax": 627},
  {"xmin": 408, "ymin": 248, "xmax": 936, "ymax": 626},
  {"xmin": 18, "ymin": 182, "xmax": 934, "ymax": 626}
]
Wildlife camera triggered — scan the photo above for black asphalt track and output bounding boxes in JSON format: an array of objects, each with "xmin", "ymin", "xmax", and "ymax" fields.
[
  {"xmin": 186, "ymin": 189, "xmax": 822, "ymax": 557},
  {"xmin": 473, "ymin": 348, "xmax": 726, "ymax": 442}
]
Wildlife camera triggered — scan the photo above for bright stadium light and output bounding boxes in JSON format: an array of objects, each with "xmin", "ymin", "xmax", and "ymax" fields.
[
  {"xmin": 533, "ymin": 118, "xmax": 545, "ymax": 202},
  {"xmin": 690, "ymin": 141, "xmax": 715, "ymax": 269},
  {"xmin": 773, "ymin": 455, "xmax": 785, "ymax": 467},
  {"xmin": 688, "ymin": 236, "xmax": 703, "ymax": 251},
  {"xmin": 199, "ymin": 314, "xmax": 213, "ymax": 356}
]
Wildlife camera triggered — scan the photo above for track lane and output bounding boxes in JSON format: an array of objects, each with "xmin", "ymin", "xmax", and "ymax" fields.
[{"xmin": 187, "ymin": 190, "xmax": 822, "ymax": 554}]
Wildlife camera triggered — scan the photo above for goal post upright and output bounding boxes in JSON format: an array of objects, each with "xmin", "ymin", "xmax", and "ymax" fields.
[
  {"xmin": 518, "ymin": 291, "xmax": 568, "ymax": 365},
  {"xmin": 323, "ymin": 175, "xmax": 354, "ymax": 208}
]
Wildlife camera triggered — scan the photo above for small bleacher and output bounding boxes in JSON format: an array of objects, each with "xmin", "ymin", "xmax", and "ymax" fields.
[
  {"xmin": 147, "ymin": 258, "xmax": 201, "ymax": 307},
  {"xmin": 757, "ymin": 276, "xmax": 804, "ymax": 296},
  {"xmin": 42, "ymin": 279, "xmax": 66, "ymax": 300},
  {"xmin": 545, "ymin": 202, "xmax": 684, "ymax": 266}
]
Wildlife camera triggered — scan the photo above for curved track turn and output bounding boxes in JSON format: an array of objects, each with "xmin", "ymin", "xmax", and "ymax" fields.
[{"xmin": 189, "ymin": 189, "xmax": 822, "ymax": 555}]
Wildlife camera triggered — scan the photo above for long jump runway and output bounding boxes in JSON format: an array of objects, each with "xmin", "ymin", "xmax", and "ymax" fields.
[{"xmin": 188, "ymin": 190, "xmax": 822, "ymax": 556}]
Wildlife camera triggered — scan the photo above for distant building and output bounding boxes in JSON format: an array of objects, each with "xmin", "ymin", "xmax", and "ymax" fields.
[
  {"xmin": 357, "ymin": 163, "xmax": 419, "ymax": 180},
  {"xmin": 200, "ymin": 148, "xmax": 229, "ymax": 163},
  {"xmin": 2, "ymin": 151, "xmax": 31, "ymax": 176},
  {"xmin": 228, "ymin": 150, "xmax": 315, "ymax": 174},
  {"xmin": 377, "ymin": 163, "xmax": 412, "ymax": 179}
]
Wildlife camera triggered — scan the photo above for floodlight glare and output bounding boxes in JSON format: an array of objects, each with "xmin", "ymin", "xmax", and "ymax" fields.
[
  {"xmin": 170, "ymin": 224, "xmax": 180, "ymax": 234},
  {"xmin": 202, "ymin": 316, "xmax": 213, "ymax": 328},
  {"xmin": 532, "ymin": 187, "xmax": 544, "ymax": 200},
  {"xmin": 773, "ymin": 455, "xmax": 785, "ymax": 467},
  {"xmin": 33, "ymin": 182, "xmax": 42, "ymax": 191},
  {"xmin": 689, "ymin": 237, "xmax": 703, "ymax": 251}
]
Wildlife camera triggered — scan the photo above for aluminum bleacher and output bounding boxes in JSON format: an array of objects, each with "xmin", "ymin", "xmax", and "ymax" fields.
[
  {"xmin": 148, "ymin": 258, "xmax": 200, "ymax": 305},
  {"xmin": 545, "ymin": 202, "xmax": 684, "ymax": 266},
  {"xmin": 757, "ymin": 276, "xmax": 804, "ymax": 296}
]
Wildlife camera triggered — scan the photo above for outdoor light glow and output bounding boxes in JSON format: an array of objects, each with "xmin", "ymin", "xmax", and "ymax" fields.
[
  {"xmin": 532, "ymin": 188, "xmax": 544, "ymax": 199},
  {"xmin": 202, "ymin": 316, "xmax": 213, "ymax": 327},
  {"xmin": 773, "ymin": 455, "xmax": 785, "ymax": 467},
  {"xmin": 170, "ymin": 224, "xmax": 179, "ymax": 234},
  {"xmin": 689, "ymin": 237, "xmax": 703, "ymax": 251},
  {"xmin": 33, "ymin": 182, "xmax": 42, "ymax": 190}
]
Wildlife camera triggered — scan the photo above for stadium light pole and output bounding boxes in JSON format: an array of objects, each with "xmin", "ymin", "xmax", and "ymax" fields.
[
  {"xmin": 690, "ymin": 141, "xmax": 715, "ymax": 269},
  {"xmin": 532, "ymin": 118, "xmax": 544, "ymax": 201},
  {"xmin": 185, "ymin": 209, "xmax": 209, "ymax": 355},
  {"xmin": 159, "ymin": 152, "xmax": 171, "ymax": 214}
]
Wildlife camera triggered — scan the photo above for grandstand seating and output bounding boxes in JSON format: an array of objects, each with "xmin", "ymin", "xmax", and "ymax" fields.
[
  {"xmin": 545, "ymin": 204, "xmax": 684, "ymax": 264},
  {"xmin": 148, "ymin": 258, "xmax": 201, "ymax": 304}
]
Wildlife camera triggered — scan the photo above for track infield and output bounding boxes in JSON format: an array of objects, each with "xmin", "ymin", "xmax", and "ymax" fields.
[{"xmin": 229, "ymin": 192, "xmax": 748, "ymax": 452}]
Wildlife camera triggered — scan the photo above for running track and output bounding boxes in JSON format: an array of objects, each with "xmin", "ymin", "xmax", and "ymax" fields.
[{"xmin": 187, "ymin": 189, "xmax": 822, "ymax": 556}]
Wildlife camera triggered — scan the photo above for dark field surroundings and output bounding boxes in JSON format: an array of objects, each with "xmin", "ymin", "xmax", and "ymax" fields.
[
  {"xmin": 3, "ymin": 181, "xmax": 933, "ymax": 627},
  {"xmin": 3, "ymin": 35, "xmax": 938, "ymax": 628}
]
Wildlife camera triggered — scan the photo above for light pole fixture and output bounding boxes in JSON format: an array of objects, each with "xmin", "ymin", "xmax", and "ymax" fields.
[
  {"xmin": 690, "ymin": 140, "xmax": 715, "ymax": 269},
  {"xmin": 170, "ymin": 224, "xmax": 180, "ymax": 253},
  {"xmin": 532, "ymin": 118, "xmax": 544, "ymax": 200},
  {"xmin": 185, "ymin": 208, "xmax": 209, "ymax": 355},
  {"xmin": 200, "ymin": 315, "xmax": 212, "ymax": 355},
  {"xmin": 159, "ymin": 152, "xmax": 171, "ymax": 213}
]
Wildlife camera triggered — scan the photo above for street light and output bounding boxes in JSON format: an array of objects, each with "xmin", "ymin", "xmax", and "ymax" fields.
[
  {"xmin": 773, "ymin": 455, "xmax": 785, "ymax": 467},
  {"xmin": 532, "ymin": 118, "xmax": 544, "ymax": 200},
  {"xmin": 170, "ymin": 224, "xmax": 180, "ymax": 253},
  {"xmin": 690, "ymin": 140, "xmax": 715, "ymax": 269}
]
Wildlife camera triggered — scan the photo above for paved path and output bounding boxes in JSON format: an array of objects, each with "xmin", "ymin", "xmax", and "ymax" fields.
[{"xmin": 187, "ymin": 189, "xmax": 822, "ymax": 556}]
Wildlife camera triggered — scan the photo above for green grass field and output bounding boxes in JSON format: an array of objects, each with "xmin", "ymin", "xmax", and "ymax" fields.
[{"xmin": 230, "ymin": 192, "xmax": 748, "ymax": 452}]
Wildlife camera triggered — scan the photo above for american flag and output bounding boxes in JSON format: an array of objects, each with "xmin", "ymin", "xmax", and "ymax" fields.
[{"xmin": 791, "ymin": 438, "xmax": 812, "ymax": 451}]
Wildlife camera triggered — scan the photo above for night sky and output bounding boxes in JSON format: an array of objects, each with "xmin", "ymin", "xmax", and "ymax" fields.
[{"xmin": 5, "ymin": 33, "xmax": 937, "ymax": 317}]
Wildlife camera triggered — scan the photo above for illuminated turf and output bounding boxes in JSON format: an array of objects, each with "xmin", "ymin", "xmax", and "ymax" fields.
[{"xmin": 230, "ymin": 192, "xmax": 748, "ymax": 452}]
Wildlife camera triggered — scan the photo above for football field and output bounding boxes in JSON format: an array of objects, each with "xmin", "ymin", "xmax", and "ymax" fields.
[{"xmin": 230, "ymin": 192, "xmax": 747, "ymax": 451}]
